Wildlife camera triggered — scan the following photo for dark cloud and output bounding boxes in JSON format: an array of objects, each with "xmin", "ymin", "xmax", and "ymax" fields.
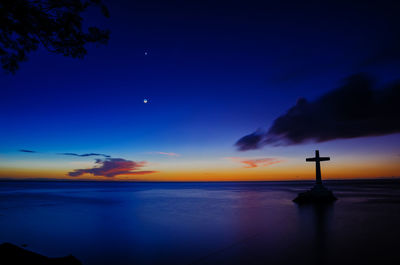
[
  {"xmin": 59, "ymin": 153, "xmax": 110, "ymax": 158},
  {"xmin": 19, "ymin": 149, "xmax": 37, "ymax": 153},
  {"xmin": 235, "ymin": 132, "xmax": 264, "ymax": 151},
  {"xmin": 68, "ymin": 158, "xmax": 158, "ymax": 178},
  {"xmin": 236, "ymin": 74, "xmax": 400, "ymax": 150}
]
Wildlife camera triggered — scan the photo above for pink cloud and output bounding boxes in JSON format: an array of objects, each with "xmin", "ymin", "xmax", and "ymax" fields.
[
  {"xmin": 227, "ymin": 157, "xmax": 283, "ymax": 168},
  {"xmin": 68, "ymin": 158, "xmax": 158, "ymax": 177},
  {"xmin": 149, "ymin": 151, "xmax": 180, "ymax": 157}
]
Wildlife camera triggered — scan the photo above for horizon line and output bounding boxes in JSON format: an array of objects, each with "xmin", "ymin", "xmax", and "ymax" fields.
[{"xmin": 0, "ymin": 177, "xmax": 399, "ymax": 183}]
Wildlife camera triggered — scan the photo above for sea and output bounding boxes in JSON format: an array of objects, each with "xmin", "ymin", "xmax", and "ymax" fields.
[{"xmin": 0, "ymin": 180, "xmax": 399, "ymax": 265}]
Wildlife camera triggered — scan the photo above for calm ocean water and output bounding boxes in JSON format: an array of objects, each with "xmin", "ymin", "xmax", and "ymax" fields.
[{"xmin": 0, "ymin": 180, "xmax": 400, "ymax": 265}]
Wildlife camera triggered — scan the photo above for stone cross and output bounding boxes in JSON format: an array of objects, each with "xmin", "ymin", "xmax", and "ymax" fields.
[{"xmin": 306, "ymin": 150, "xmax": 330, "ymax": 185}]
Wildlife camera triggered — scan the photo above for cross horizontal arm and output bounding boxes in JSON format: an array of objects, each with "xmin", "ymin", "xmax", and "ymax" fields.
[{"xmin": 306, "ymin": 157, "xmax": 330, "ymax": 162}]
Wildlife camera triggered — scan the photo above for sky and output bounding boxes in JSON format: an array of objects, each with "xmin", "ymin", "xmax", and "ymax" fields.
[{"xmin": 1, "ymin": 0, "xmax": 400, "ymax": 181}]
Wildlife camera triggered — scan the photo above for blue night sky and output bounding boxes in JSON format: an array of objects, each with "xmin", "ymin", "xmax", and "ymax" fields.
[{"xmin": 1, "ymin": 0, "xmax": 400, "ymax": 181}]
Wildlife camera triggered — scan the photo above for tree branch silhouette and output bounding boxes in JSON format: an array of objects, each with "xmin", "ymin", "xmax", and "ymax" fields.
[{"xmin": 0, "ymin": 0, "xmax": 110, "ymax": 73}]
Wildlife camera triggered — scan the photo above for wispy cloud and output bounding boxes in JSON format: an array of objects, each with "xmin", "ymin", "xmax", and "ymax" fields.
[
  {"xmin": 68, "ymin": 158, "xmax": 158, "ymax": 178},
  {"xmin": 226, "ymin": 157, "xmax": 283, "ymax": 168},
  {"xmin": 19, "ymin": 149, "xmax": 37, "ymax": 153},
  {"xmin": 148, "ymin": 151, "xmax": 180, "ymax": 157},
  {"xmin": 59, "ymin": 153, "xmax": 110, "ymax": 158},
  {"xmin": 18, "ymin": 149, "xmax": 110, "ymax": 158}
]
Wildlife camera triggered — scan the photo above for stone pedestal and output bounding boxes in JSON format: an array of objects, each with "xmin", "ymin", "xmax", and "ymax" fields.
[{"xmin": 293, "ymin": 183, "xmax": 337, "ymax": 204}]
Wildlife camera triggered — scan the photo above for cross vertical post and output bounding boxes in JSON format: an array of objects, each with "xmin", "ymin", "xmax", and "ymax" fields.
[
  {"xmin": 315, "ymin": 150, "xmax": 322, "ymax": 184},
  {"xmin": 306, "ymin": 150, "xmax": 330, "ymax": 185}
]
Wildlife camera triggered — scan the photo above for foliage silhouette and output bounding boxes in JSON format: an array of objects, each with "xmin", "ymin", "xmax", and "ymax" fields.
[{"xmin": 0, "ymin": 0, "xmax": 110, "ymax": 73}]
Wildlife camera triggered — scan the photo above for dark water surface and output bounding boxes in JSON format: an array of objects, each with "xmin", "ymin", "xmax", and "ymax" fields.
[{"xmin": 0, "ymin": 180, "xmax": 400, "ymax": 265}]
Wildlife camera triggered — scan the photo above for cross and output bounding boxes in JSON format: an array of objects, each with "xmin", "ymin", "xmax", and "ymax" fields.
[{"xmin": 306, "ymin": 150, "xmax": 330, "ymax": 185}]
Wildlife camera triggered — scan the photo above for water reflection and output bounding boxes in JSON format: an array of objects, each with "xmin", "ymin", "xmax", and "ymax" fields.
[
  {"xmin": 297, "ymin": 203, "xmax": 334, "ymax": 265},
  {"xmin": 2, "ymin": 181, "xmax": 400, "ymax": 265}
]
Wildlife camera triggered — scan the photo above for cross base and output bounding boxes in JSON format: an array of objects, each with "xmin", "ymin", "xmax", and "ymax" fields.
[{"xmin": 293, "ymin": 183, "xmax": 337, "ymax": 204}]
